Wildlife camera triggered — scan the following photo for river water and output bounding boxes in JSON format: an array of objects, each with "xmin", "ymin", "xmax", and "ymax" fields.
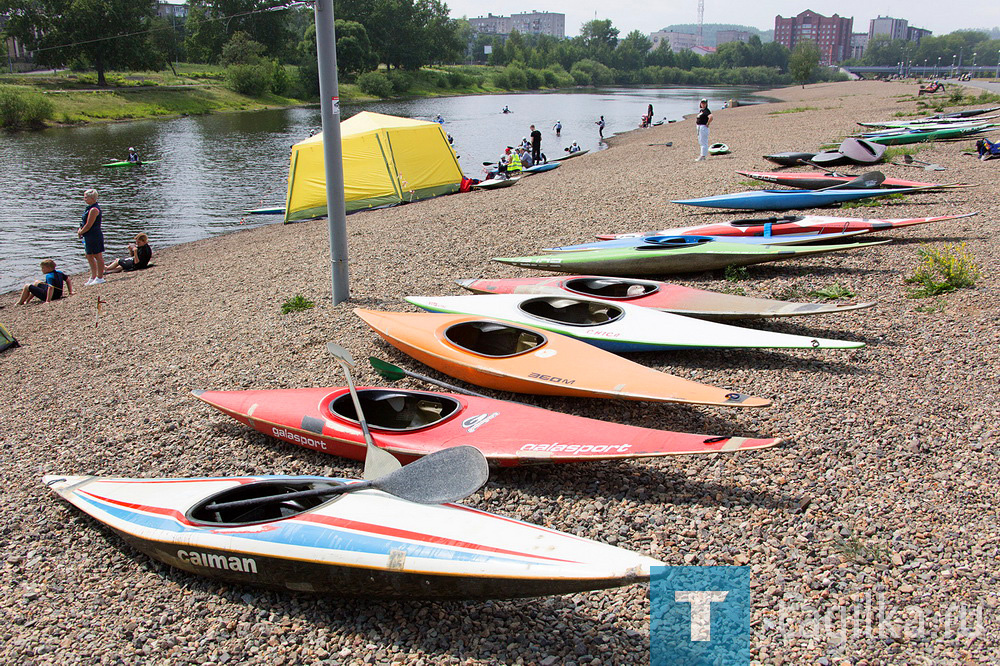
[{"xmin": 0, "ymin": 86, "xmax": 769, "ymax": 294}]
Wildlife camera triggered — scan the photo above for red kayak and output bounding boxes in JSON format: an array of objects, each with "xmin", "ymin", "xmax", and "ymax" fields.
[
  {"xmin": 596, "ymin": 213, "xmax": 977, "ymax": 241},
  {"xmin": 193, "ymin": 387, "xmax": 780, "ymax": 466},
  {"xmin": 736, "ymin": 171, "xmax": 957, "ymax": 190}
]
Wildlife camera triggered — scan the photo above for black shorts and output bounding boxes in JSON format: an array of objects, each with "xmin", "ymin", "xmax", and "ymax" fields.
[
  {"xmin": 119, "ymin": 258, "xmax": 136, "ymax": 271},
  {"xmin": 83, "ymin": 232, "xmax": 105, "ymax": 255},
  {"xmin": 28, "ymin": 284, "xmax": 59, "ymax": 301}
]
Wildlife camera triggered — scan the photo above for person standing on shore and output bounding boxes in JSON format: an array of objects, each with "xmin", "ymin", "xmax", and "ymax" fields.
[
  {"xmin": 77, "ymin": 188, "xmax": 105, "ymax": 284},
  {"xmin": 529, "ymin": 124, "xmax": 542, "ymax": 164},
  {"xmin": 596, "ymin": 115, "xmax": 605, "ymax": 138},
  {"xmin": 695, "ymin": 99, "xmax": 713, "ymax": 162}
]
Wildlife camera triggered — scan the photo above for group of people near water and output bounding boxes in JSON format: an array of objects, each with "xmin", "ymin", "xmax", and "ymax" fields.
[{"xmin": 18, "ymin": 181, "xmax": 152, "ymax": 306}]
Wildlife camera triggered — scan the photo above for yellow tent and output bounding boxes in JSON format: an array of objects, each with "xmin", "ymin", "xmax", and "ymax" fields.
[{"xmin": 284, "ymin": 111, "xmax": 463, "ymax": 222}]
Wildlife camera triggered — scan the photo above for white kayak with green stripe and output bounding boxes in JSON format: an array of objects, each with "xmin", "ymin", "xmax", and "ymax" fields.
[{"xmin": 405, "ymin": 294, "xmax": 863, "ymax": 353}]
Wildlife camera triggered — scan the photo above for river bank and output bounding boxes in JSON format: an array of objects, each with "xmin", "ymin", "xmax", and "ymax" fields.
[{"xmin": 2, "ymin": 80, "xmax": 998, "ymax": 663}]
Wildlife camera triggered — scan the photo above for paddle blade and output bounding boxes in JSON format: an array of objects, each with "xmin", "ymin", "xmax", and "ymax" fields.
[
  {"xmin": 365, "ymin": 443, "xmax": 403, "ymax": 480},
  {"xmin": 369, "ymin": 356, "xmax": 407, "ymax": 381},
  {"xmin": 326, "ymin": 341, "xmax": 356, "ymax": 369},
  {"xmin": 822, "ymin": 171, "xmax": 885, "ymax": 190},
  {"xmin": 375, "ymin": 446, "xmax": 489, "ymax": 504}
]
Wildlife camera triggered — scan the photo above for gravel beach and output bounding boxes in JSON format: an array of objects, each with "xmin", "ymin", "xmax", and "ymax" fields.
[{"xmin": 2, "ymin": 80, "xmax": 998, "ymax": 664}]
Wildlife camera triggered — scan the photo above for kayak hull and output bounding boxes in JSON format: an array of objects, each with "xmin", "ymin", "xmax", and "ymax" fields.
[
  {"xmin": 736, "ymin": 171, "xmax": 944, "ymax": 190},
  {"xmin": 546, "ymin": 229, "xmax": 869, "ymax": 252},
  {"xmin": 763, "ymin": 152, "xmax": 815, "ymax": 166},
  {"xmin": 523, "ymin": 163, "xmax": 561, "ymax": 174},
  {"xmin": 355, "ymin": 309, "xmax": 769, "ymax": 407},
  {"xmin": 494, "ymin": 240, "xmax": 887, "ymax": 276},
  {"xmin": 44, "ymin": 475, "xmax": 662, "ymax": 599},
  {"xmin": 193, "ymin": 387, "xmax": 781, "ymax": 465},
  {"xmin": 406, "ymin": 294, "xmax": 863, "ymax": 351},
  {"xmin": 595, "ymin": 213, "xmax": 978, "ymax": 241},
  {"xmin": 457, "ymin": 276, "xmax": 876, "ymax": 320},
  {"xmin": 672, "ymin": 187, "xmax": 923, "ymax": 211},
  {"xmin": 472, "ymin": 176, "xmax": 521, "ymax": 189}
]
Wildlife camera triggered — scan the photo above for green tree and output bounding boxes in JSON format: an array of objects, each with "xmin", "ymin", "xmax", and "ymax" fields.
[
  {"xmin": 580, "ymin": 19, "xmax": 619, "ymax": 65},
  {"xmin": 184, "ymin": 0, "xmax": 291, "ymax": 64},
  {"xmin": 790, "ymin": 39, "xmax": 820, "ymax": 86},
  {"xmin": 0, "ymin": 0, "xmax": 157, "ymax": 85},
  {"xmin": 615, "ymin": 30, "xmax": 651, "ymax": 71}
]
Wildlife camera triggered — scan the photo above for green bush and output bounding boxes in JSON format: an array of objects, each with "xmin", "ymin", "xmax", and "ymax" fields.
[
  {"xmin": 808, "ymin": 283, "xmax": 855, "ymax": 300},
  {"xmin": 357, "ymin": 71, "xmax": 393, "ymax": 98},
  {"xmin": 490, "ymin": 70, "xmax": 510, "ymax": 89},
  {"xmin": 387, "ymin": 70, "xmax": 412, "ymax": 94},
  {"xmin": 225, "ymin": 63, "xmax": 274, "ymax": 97},
  {"xmin": 0, "ymin": 86, "xmax": 54, "ymax": 129},
  {"xmin": 270, "ymin": 62, "xmax": 290, "ymax": 95},
  {"xmin": 524, "ymin": 68, "xmax": 544, "ymax": 89},
  {"xmin": 503, "ymin": 64, "xmax": 527, "ymax": 89},
  {"xmin": 905, "ymin": 243, "xmax": 980, "ymax": 298}
]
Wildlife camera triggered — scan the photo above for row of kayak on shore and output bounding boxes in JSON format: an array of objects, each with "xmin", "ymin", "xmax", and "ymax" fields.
[{"xmin": 50, "ymin": 107, "xmax": 987, "ymax": 602}]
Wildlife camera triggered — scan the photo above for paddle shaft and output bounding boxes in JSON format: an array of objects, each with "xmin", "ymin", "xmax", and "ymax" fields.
[
  {"xmin": 205, "ymin": 481, "xmax": 372, "ymax": 512},
  {"xmin": 395, "ymin": 366, "xmax": 492, "ymax": 399}
]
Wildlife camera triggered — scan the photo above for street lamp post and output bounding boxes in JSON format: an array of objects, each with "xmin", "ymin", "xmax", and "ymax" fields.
[
  {"xmin": 936, "ymin": 57, "xmax": 941, "ymax": 77},
  {"xmin": 923, "ymin": 59, "xmax": 928, "ymax": 78}
]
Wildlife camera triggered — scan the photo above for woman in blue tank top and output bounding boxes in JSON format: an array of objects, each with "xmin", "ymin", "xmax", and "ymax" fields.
[{"xmin": 77, "ymin": 188, "xmax": 106, "ymax": 285}]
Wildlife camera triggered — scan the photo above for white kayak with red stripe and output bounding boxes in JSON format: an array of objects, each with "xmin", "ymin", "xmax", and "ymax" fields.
[{"xmin": 44, "ymin": 474, "xmax": 662, "ymax": 599}]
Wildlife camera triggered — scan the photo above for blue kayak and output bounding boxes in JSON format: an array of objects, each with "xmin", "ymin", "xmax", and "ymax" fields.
[
  {"xmin": 672, "ymin": 187, "xmax": 923, "ymax": 211},
  {"xmin": 546, "ymin": 230, "xmax": 869, "ymax": 252},
  {"xmin": 523, "ymin": 162, "xmax": 561, "ymax": 174}
]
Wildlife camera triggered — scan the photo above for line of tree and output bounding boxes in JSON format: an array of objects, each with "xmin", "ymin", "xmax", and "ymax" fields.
[
  {"xmin": 846, "ymin": 31, "xmax": 1000, "ymax": 69},
  {"xmin": 0, "ymin": 0, "xmax": 843, "ymax": 92}
]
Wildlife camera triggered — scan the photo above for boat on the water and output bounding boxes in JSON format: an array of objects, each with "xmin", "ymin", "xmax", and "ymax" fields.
[
  {"xmin": 494, "ymin": 237, "xmax": 888, "ymax": 276},
  {"xmin": 102, "ymin": 160, "xmax": 160, "ymax": 168},
  {"xmin": 671, "ymin": 186, "xmax": 927, "ymax": 211},
  {"xmin": 594, "ymin": 212, "xmax": 977, "ymax": 241},
  {"xmin": 355, "ymin": 309, "xmax": 770, "ymax": 407},
  {"xmin": 456, "ymin": 276, "xmax": 875, "ymax": 320},
  {"xmin": 194, "ymin": 386, "xmax": 780, "ymax": 465},
  {"xmin": 405, "ymin": 294, "xmax": 863, "ymax": 352},
  {"xmin": 44, "ymin": 473, "xmax": 662, "ymax": 598},
  {"xmin": 552, "ymin": 149, "xmax": 590, "ymax": 161},
  {"xmin": 522, "ymin": 162, "xmax": 561, "ymax": 174}
]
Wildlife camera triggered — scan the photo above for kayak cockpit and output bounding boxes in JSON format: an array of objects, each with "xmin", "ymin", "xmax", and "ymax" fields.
[
  {"xmin": 444, "ymin": 321, "xmax": 546, "ymax": 357},
  {"xmin": 634, "ymin": 236, "xmax": 713, "ymax": 251},
  {"xmin": 728, "ymin": 215, "xmax": 803, "ymax": 227},
  {"xmin": 328, "ymin": 389, "xmax": 461, "ymax": 431},
  {"xmin": 518, "ymin": 297, "xmax": 624, "ymax": 327},
  {"xmin": 188, "ymin": 479, "xmax": 345, "ymax": 526},
  {"xmin": 563, "ymin": 278, "xmax": 659, "ymax": 299}
]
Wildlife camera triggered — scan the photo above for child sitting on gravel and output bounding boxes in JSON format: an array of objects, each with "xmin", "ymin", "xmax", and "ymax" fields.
[
  {"xmin": 105, "ymin": 233, "xmax": 152, "ymax": 273},
  {"xmin": 18, "ymin": 259, "xmax": 73, "ymax": 305}
]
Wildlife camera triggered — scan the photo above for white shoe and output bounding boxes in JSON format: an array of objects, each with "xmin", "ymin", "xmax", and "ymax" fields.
[
  {"xmin": 92, "ymin": 277, "xmax": 106, "ymax": 284},
  {"xmin": 695, "ymin": 156, "xmax": 706, "ymax": 162},
  {"xmin": 85, "ymin": 278, "xmax": 95, "ymax": 286}
]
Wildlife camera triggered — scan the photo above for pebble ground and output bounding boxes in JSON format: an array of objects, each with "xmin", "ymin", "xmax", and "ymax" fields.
[{"xmin": 1, "ymin": 80, "xmax": 998, "ymax": 664}]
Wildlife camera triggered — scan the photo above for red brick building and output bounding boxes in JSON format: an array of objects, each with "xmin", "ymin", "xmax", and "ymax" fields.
[{"xmin": 774, "ymin": 10, "xmax": 853, "ymax": 65}]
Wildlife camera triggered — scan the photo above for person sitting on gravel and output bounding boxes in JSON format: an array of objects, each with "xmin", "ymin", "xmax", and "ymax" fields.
[
  {"xmin": 105, "ymin": 233, "xmax": 152, "ymax": 273},
  {"xmin": 18, "ymin": 259, "xmax": 73, "ymax": 305},
  {"xmin": 976, "ymin": 138, "xmax": 1000, "ymax": 161}
]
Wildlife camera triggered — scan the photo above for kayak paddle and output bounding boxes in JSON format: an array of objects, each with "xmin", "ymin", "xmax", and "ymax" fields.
[
  {"xmin": 327, "ymin": 342, "xmax": 402, "ymax": 480},
  {"xmin": 203, "ymin": 444, "xmax": 490, "ymax": 511},
  {"xmin": 369, "ymin": 357, "xmax": 492, "ymax": 399}
]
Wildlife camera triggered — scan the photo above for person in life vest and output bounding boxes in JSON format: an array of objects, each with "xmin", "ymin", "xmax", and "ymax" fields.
[
  {"xmin": 506, "ymin": 147, "xmax": 523, "ymax": 175},
  {"xmin": 127, "ymin": 147, "xmax": 141, "ymax": 164}
]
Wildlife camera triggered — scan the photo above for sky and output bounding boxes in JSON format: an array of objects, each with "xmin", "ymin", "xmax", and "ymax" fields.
[{"xmin": 446, "ymin": 1, "xmax": 1000, "ymax": 40}]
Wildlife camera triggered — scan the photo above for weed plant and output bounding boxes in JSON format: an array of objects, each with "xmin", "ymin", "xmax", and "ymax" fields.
[
  {"xmin": 281, "ymin": 294, "xmax": 316, "ymax": 314},
  {"xmin": 905, "ymin": 243, "xmax": 980, "ymax": 298},
  {"xmin": 809, "ymin": 283, "xmax": 855, "ymax": 300}
]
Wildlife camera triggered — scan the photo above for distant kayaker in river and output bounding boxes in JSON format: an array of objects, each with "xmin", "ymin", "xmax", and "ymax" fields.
[
  {"xmin": 127, "ymin": 147, "xmax": 141, "ymax": 164},
  {"xmin": 77, "ymin": 188, "xmax": 105, "ymax": 285}
]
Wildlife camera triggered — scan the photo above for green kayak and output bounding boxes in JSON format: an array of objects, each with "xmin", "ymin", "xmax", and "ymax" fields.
[
  {"xmin": 494, "ymin": 237, "xmax": 890, "ymax": 276},
  {"xmin": 102, "ymin": 159, "xmax": 160, "ymax": 168},
  {"xmin": 862, "ymin": 126, "xmax": 990, "ymax": 146}
]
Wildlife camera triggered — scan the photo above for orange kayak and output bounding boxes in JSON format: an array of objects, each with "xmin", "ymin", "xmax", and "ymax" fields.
[{"xmin": 355, "ymin": 309, "xmax": 770, "ymax": 408}]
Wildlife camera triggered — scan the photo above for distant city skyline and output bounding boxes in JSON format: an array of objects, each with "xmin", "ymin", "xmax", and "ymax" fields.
[{"xmin": 447, "ymin": 1, "xmax": 999, "ymax": 39}]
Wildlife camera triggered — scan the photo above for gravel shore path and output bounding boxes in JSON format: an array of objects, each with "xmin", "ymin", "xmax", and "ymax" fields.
[{"xmin": 2, "ymin": 80, "xmax": 998, "ymax": 664}]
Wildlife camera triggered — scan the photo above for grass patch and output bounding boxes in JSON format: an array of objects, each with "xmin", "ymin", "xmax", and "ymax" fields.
[
  {"xmin": 773, "ymin": 285, "xmax": 805, "ymax": 300},
  {"xmin": 914, "ymin": 297, "xmax": 946, "ymax": 313},
  {"xmin": 882, "ymin": 145, "xmax": 924, "ymax": 161},
  {"xmin": 809, "ymin": 283, "xmax": 855, "ymax": 300},
  {"xmin": 840, "ymin": 193, "xmax": 907, "ymax": 209},
  {"xmin": 768, "ymin": 106, "xmax": 817, "ymax": 115},
  {"xmin": 280, "ymin": 294, "xmax": 316, "ymax": 315},
  {"xmin": 834, "ymin": 534, "xmax": 889, "ymax": 564},
  {"xmin": 724, "ymin": 265, "xmax": 750, "ymax": 282},
  {"xmin": 905, "ymin": 243, "xmax": 980, "ymax": 298}
]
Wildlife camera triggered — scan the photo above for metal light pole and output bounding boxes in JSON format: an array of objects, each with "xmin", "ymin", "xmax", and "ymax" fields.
[
  {"xmin": 997, "ymin": 49, "xmax": 1000, "ymax": 79},
  {"xmin": 314, "ymin": 0, "xmax": 350, "ymax": 304},
  {"xmin": 951, "ymin": 54, "xmax": 956, "ymax": 77},
  {"xmin": 972, "ymin": 52, "xmax": 977, "ymax": 77},
  {"xmin": 936, "ymin": 56, "xmax": 941, "ymax": 76}
]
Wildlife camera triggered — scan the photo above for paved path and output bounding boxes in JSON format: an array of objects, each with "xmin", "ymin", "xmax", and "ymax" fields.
[{"xmin": 949, "ymin": 78, "xmax": 1000, "ymax": 94}]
